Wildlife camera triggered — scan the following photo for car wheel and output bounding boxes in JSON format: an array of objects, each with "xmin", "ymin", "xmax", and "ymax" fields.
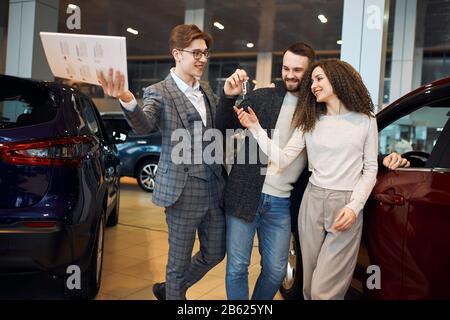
[
  {"xmin": 280, "ymin": 232, "xmax": 304, "ymax": 300},
  {"xmin": 64, "ymin": 212, "xmax": 105, "ymax": 300},
  {"xmin": 106, "ymin": 187, "xmax": 120, "ymax": 227},
  {"xmin": 137, "ymin": 160, "xmax": 158, "ymax": 193}
]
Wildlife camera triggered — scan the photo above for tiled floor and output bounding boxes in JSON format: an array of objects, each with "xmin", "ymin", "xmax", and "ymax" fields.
[{"xmin": 97, "ymin": 178, "xmax": 284, "ymax": 300}]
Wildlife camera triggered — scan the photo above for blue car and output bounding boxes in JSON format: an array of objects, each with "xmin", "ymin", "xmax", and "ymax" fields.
[
  {"xmin": 101, "ymin": 112, "xmax": 161, "ymax": 192},
  {"xmin": 0, "ymin": 75, "xmax": 121, "ymax": 299}
]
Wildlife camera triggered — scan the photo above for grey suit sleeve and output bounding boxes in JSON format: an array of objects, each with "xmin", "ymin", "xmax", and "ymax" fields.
[{"xmin": 121, "ymin": 86, "xmax": 162, "ymax": 135}]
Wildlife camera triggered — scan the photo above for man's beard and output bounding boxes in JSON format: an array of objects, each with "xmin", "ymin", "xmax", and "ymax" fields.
[{"xmin": 283, "ymin": 78, "xmax": 300, "ymax": 92}]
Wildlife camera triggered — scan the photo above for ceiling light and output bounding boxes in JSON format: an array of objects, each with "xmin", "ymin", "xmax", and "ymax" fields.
[
  {"xmin": 127, "ymin": 28, "xmax": 139, "ymax": 35},
  {"xmin": 68, "ymin": 4, "xmax": 78, "ymax": 9},
  {"xmin": 246, "ymin": 42, "xmax": 254, "ymax": 48},
  {"xmin": 214, "ymin": 21, "xmax": 225, "ymax": 30},
  {"xmin": 337, "ymin": 40, "xmax": 343, "ymax": 45},
  {"xmin": 318, "ymin": 14, "xmax": 328, "ymax": 23}
]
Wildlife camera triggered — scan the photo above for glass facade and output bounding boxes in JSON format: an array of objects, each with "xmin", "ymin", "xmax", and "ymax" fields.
[
  {"xmin": 54, "ymin": 0, "xmax": 347, "ymax": 103},
  {"xmin": 1, "ymin": 0, "xmax": 450, "ymax": 110},
  {"xmin": 419, "ymin": 0, "xmax": 450, "ymax": 84}
]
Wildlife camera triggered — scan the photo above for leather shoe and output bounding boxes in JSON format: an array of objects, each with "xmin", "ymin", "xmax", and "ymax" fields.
[{"xmin": 152, "ymin": 282, "xmax": 166, "ymax": 300}]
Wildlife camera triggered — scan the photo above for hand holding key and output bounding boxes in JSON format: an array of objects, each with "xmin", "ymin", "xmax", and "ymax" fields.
[{"xmin": 224, "ymin": 69, "xmax": 249, "ymax": 96}]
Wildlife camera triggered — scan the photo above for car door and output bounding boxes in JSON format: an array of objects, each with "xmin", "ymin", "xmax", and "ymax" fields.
[
  {"xmin": 364, "ymin": 99, "xmax": 450, "ymax": 299},
  {"xmin": 80, "ymin": 96, "xmax": 119, "ymax": 209},
  {"xmin": 400, "ymin": 112, "xmax": 450, "ymax": 299}
]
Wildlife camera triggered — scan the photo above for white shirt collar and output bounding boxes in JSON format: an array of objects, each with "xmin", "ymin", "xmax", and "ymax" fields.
[{"xmin": 170, "ymin": 68, "xmax": 200, "ymax": 94}]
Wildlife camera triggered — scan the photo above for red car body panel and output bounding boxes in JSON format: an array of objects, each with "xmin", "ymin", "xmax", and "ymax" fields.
[
  {"xmin": 364, "ymin": 170, "xmax": 450, "ymax": 299},
  {"xmin": 354, "ymin": 77, "xmax": 450, "ymax": 299}
]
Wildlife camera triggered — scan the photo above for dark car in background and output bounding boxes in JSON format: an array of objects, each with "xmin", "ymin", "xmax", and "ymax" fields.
[
  {"xmin": 101, "ymin": 112, "xmax": 161, "ymax": 193},
  {"xmin": 281, "ymin": 77, "xmax": 450, "ymax": 300},
  {"xmin": 0, "ymin": 75, "xmax": 121, "ymax": 299}
]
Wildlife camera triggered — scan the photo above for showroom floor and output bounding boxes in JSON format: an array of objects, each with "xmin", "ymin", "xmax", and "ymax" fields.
[{"xmin": 97, "ymin": 178, "xmax": 283, "ymax": 300}]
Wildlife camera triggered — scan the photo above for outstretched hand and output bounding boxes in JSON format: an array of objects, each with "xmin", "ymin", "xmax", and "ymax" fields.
[
  {"xmin": 233, "ymin": 106, "xmax": 259, "ymax": 128},
  {"xmin": 97, "ymin": 68, "xmax": 134, "ymax": 103}
]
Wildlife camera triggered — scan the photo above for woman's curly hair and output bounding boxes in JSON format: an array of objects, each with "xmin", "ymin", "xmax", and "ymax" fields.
[{"xmin": 292, "ymin": 59, "xmax": 375, "ymax": 132}]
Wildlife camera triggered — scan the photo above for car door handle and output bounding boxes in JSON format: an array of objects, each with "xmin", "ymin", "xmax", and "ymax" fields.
[{"xmin": 374, "ymin": 194, "xmax": 405, "ymax": 206}]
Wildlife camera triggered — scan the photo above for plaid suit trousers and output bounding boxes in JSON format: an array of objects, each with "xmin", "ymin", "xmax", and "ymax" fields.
[{"xmin": 164, "ymin": 172, "xmax": 226, "ymax": 300}]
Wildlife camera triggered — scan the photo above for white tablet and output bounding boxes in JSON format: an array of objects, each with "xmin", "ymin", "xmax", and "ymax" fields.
[{"xmin": 40, "ymin": 32, "xmax": 128, "ymax": 90}]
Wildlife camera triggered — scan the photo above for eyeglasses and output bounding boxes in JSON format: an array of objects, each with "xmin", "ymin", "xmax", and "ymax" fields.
[{"xmin": 177, "ymin": 49, "xmax": 210, "ymax": 60}]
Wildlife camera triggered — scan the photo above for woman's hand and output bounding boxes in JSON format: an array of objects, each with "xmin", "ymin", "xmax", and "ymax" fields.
[
  {"xmin": 233, "ymin": 106, "xmax": 259, "ymax": 128},
  {"xmin": 97, "ymin": 68, "xmax": 134, "ymax": 103},
  {"xmin": 383, "ymin": 152, "xmax": 410, "ymax": 170},
  {"xmin": 333, "ymin": 207, "xmax": 357, "ymax": 231}
]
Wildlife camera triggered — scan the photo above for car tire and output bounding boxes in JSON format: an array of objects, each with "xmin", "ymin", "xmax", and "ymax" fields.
[
  {"xmin": 64, "ymin": 212, "xmax": 105, "ymax": 300},
  {"xmin": 280, "ymin": 232, "xmax": 304, "ymax": 300},
  {"xmin": 106, "ymin": 187, "xmax": 120, "ymax": 227},
  {"xmin": 136, "ymin": 160, "xmax": 158, "ymax": 193}
]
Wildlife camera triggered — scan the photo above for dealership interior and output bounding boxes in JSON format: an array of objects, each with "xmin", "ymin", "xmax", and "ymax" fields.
[{"xmin": 1, "ymin": 0, "xmax": 450, "ymax": 300}]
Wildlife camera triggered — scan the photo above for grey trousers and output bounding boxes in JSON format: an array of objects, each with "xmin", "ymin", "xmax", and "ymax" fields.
[
  {"xmin": 164, "ymin": 173, "xmax": 226, "ymax": 300},
  {"xmin": 299, "ymin": 183, "xmax": 363, "ymax": 300}
]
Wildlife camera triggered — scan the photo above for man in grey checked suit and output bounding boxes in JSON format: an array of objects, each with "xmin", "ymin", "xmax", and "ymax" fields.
[{"xmin": 97, "ymin": 24, "xmax": 244, "ymax": 300}]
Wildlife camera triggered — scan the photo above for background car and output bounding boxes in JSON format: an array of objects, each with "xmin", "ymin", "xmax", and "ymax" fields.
[
  {"xmin": 101, "ymin": 112, "xmax": 161, "ymax": 193},
  {"xmin": 0, "ymin": 74, "xmax": 121, "ymax": 299},
  {"xmin": 280, "ymin": 76, "xmax": 450, "ymax": 300}
]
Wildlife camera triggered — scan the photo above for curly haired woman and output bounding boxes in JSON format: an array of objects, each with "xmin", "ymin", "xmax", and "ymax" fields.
[{"xmin": 234, "ymin": 59, "xmax": 378, "ymax": 300}]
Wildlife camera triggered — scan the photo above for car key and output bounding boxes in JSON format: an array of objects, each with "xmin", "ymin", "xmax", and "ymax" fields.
[{"xmin": 242, "ymin": 80, "xmax": 249, "ymax": 101}]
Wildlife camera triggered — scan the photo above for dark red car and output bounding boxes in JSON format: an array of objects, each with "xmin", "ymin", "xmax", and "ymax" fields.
[{"xmin": 281, "ymin": 77, "xmax": 450, "ymax": 300}]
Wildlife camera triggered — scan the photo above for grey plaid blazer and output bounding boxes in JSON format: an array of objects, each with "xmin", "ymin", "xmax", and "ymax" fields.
[{"xmin": 122, "ymin": 74, "xmax": 222, "ymax": 208}]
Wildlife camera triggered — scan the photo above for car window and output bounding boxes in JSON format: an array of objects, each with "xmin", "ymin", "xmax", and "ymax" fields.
[
  {"xmin": 82, "ymin": 98, "xmax": 101, "ymax": 138},
  {"xmin": 102, "ymin": 118, "xmax": 131, "ymax": 136},
  {"xmin": 379, "ymin": 102, "xmax": 450, "ymax": 167},
  {"xmin": 0, "ymin": 80, "xmax": 59, "ymax": 129},
  {"xmin": 101, "ymin": 116, "xmax": 153, "ymax": 138},
  {"xmin": 75, "ymin": 96, "xmax": 103, "ymax": 139}
]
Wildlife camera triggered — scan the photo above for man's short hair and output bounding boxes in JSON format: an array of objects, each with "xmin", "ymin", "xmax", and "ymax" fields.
[
  {"xmin": 168, "ymin": 24, "xmax": 212, "ymax": 52},
  {"xmin": 283, "ymin": 42, "xmax": 316, "ymax": 63}
]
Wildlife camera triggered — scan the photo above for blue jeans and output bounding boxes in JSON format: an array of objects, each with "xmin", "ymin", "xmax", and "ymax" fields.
[{"xmin": 226, "ymin": 193, "xmax": 291, "ymax": 300}]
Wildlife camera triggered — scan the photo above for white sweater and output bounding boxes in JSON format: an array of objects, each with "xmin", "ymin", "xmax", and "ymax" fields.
[
  {"xmin": 250, "ymin": 111, "xmax": 379, "ymax": 216},
  {"xmin": 262, "ymin": 92, "xmax": 307, "ymax": 198}
]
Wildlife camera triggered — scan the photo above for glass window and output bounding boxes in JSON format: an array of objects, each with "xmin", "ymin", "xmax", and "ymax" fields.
[
  {"xmin": 379, "ymin": 101, "xmax": 450, "ymax": 167},
  {"xmin": 102, "ymin": 117, "xmax": 131, "ymax": 136},
  {"xmin": 75, "ymin": 96, "xmax": 102, "ymax": 137},
  {"xmin": 209, "ymin": 56, "xmax": 257, "ymax": 95},
  {"xmin": 415, "ymin": 0, "xmax": 450, "ymax": 85},
  {"xmin": 55, "ymin": 0, "xmax": 346, "ymax": 104},
  {"xmin": 82, "ymin": 98, "xmax": 101, "ymax": 137},
  {"xmin": 0, "ymin": 78, "xmax": 59, "ymax": 129}
]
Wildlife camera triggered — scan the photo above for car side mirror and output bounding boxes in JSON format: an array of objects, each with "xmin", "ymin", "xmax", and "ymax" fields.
[{"xmin": 111, "ymin": 129, "xmax": 128, "ymax": 144}]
